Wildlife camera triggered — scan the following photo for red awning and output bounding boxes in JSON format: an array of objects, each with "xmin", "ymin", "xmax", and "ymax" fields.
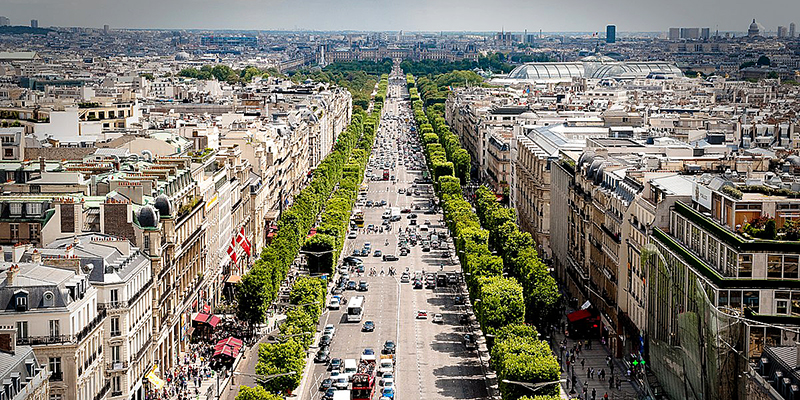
[
  {"xmin": 213, "ymin": 336, "xmax": 243, "ymax": 359},
  {"xmin": 567, "ymin": 309, "xmax": 593, "ymax": 322},
  {"xmin": 193, "ymin": 313, "xmax": 210, "ymax": 323},
  {"xmin": 207, "ymin": 315, "xmax": 221, "ymax": 328},
  {"xmin": 202, "ymin": 305, "xmax": 212, "ymax": 314}
]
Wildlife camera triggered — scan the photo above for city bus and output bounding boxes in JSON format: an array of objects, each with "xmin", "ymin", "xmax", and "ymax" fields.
[
  {"xmin": 347, "ymin": 296, "xmax": 365, "ymax": 322},
  {"xmin": 383, "ymin": 169, "xmax": 390, "ymax": 180}
]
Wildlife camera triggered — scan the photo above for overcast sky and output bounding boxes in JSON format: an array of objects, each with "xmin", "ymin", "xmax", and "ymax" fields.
[{"xmin": 2, "ymin": 0, "xmax": 797, "ymax": 33}]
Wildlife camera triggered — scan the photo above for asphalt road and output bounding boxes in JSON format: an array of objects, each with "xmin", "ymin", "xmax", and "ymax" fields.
[{"xmin": 301, "ymin": 69, "xmax": 488, "ymax": 400}]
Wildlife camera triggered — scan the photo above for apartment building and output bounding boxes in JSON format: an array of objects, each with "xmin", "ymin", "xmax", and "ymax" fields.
[
  {"xmin": 0, "ymin": 329, "xmax": 50, "ymax": 400},
  {"xmin": 0, "ymin": 263, "xmax": 106, "ymax": 400}
]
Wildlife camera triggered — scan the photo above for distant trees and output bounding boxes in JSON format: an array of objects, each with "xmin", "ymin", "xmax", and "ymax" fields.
[
  {"xmin": 177, "ymin": 65, "xmax": 283, "ymax": 84},
  {"xmin": 757, "ymin": 55, "xmax": 771, "ymax": 66}
]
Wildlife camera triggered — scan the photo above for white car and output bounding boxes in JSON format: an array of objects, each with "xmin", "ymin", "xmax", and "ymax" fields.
[
  {"xmin": 432, "ymin": 314, "xmax": 443, "ymax": 323},
  {"xmin": 347, "ymin": 231, "xmax": 357, "ymax": 239},
  {"xmin": 379, "ymin": 358, "xmax": 394, "ymax": 375},
  {"xmin": 329, "ymin": 298, "xmax": 340, "ymax": 310}
]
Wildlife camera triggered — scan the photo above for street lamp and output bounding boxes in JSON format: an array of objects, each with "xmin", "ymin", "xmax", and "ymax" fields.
[{"xmin": 501, "ymin": 379, "xmax": 566, "ymax": 392}]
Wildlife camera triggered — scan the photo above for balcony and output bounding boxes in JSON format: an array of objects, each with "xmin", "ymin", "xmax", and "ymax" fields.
[
  {"xmin": 49, "ymin": 372, "xmax": 63, "ymax": 382},
  {"xmin": 76, "ymin": 308, "xmax": 106, "ymax": 342},
  {"xmin": 106, "ymin": 361, "xmax": 128, "ymax": 372}
]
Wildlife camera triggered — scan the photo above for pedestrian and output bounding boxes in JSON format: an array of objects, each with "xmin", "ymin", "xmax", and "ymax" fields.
[
  {"xmin": 581, "ymin": 359, "xmax": 585, "ymax": 369},
  {"xmin": 616, "ymin": 379, "xmax": 621, "ymax": 390},
  {"xmin": 591, "ymin": 388, "xmax": 596, "ymax": 400},
  {"xmin": 604, "ymin": 393, "xmax": 609, "ymax": 400},
  {"xmin": 609, "ymin": 376, "xmax": 614, "ymax": 389},
  {"xmin": 587, "ymin": 368, "xmax": 591, "ymax": 379},
  {"xmin": 600, "ymin": 368, "xmax": 605, "ymax": 381},
  {"xmin": 591, "ymin": 368, "xmax": 595, "ymax": 380}
]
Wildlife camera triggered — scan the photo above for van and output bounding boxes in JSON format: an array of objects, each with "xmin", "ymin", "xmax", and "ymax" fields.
[
  {"xmin": 379, "ymin": 356, "xmax": 394, "ymax": 375},
  {"xmin": 342, "ymin": 358, "xmax": 358, "ymax": 381}
]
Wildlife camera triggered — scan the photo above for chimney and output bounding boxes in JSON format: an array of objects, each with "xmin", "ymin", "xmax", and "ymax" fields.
[
  {"xmin": 5, "ymin": 265, "xmax": 19, "ymax": 286},
  {"xmin": 0, "ymin": 326, "xmax": 16, "ymax": 354},
  {"xmin": 31, "ymin": 249, "xmax": 41, "ymax": 264},
  {"xmin": 39, "ymin": 156, "xmax": 45, "ymax": 173}
]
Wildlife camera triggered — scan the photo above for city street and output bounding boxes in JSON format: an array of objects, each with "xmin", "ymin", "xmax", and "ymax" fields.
[{"xmin": 301, "ymin": 69, "xmax": 488, "ymax": 400}]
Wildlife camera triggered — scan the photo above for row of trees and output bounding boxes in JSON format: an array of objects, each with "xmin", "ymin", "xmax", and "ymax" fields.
[
  {"xmin": 303, "ymin": 76, "xmax": 386, "ymax": 273},
  {"xmin": 234, "ymin": 75, "xmax": 388, "ymax": 400},
  {"xmin": 289, "ymin": 61, "xmax": 391, "ymax": 111},
  {"xmin": 177, "ymin": 65, "xmax": 283, "ymax": 84},
  {"xmin": 407, "ymin": 72, "xmax": 560, "ymax": 400},
  {"xmin": 400, "ymin": 52, "xmax": 522, "ymax": 76},
  {"xmin": 413, "ymin": 71, "xmax": 484, "ymax": 106}
]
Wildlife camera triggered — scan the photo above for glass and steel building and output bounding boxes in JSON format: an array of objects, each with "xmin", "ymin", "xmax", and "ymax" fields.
[{"xmin": 501, "ymin": 56, "xmax": 683, "ymax": 83}]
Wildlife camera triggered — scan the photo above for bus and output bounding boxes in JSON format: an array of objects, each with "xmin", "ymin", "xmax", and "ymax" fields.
[
  {"xmin": 352, "ymin": 209, "xmax": 365, "ymax": 228},
  {"xmin": 383, "ymin": 169, "xmax": 390, "ymax": 180},
  {"xmin": 347, "ymin": 296, "xmax": 365, "ymax": 322}
]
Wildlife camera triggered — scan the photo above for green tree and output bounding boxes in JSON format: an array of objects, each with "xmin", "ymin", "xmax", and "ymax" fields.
[
  {"xmin": 757, "ymin": 55, "xmax": 771, "ymax": 66},
  {"xmin": 477, "ymin": 276, "xmax": 525, "ymax": 332},
  {"xmin": 236, "ymin": 265, "xmax": 272, "ymax": 330},
  {"xmin": 236, "ymin": 385, "xmax": 283, "ymax": 400},
  {"xmin": 256, "ymin": 340, "xmax": 305, "ymax": 393}
]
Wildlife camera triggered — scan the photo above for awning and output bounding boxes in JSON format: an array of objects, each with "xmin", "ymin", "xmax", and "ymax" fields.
[
  {"xmin": 226, "ymin": 275, "xmax": 242, "ymax": 284},
  {"xmin": 193, "ymin": 313, "xmax": 210, "ymax": 323},
  {"xmin": 192, "ymin": 313, "xmax": 222, "ymax": 328},
  {"xmin": 207, "ymin": 315, "xmax": 221, "ymax": 328},
  {"xmin": 213, "ymin": 336, "xmax": 244, "ymax": 359},
  {"xmin": 202, "ymin": 305, "xmax": 212, "ymax": 314},
  {"xmin": 567, "ymin": 309, "xmax": 593, "ymax": 322}
]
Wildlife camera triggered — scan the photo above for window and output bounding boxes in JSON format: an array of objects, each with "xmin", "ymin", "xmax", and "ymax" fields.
[
  {"xmin": 48, "ymin": 357, "xmax": 62, "ymax": 381},
  {"xmin": 48, "ymin": 320, "xmax": 59, "ymax": 337},
  {"xmin": 29, "ymin": 224, "xmax": 39, "ymax": 239},
  {"xmin": 3, "ymin": 149, "xmax": 12, "ymax": 158},
  {"xmin": 15, "ymin": 321, "xmax": 27, "ymax": 338},
  {"xmin": 743, "ymin": 291, "xmax": 760, "ymax": 313},
  {"xmin": 9, "ymin": 223, "xmax": 19, "ymax": 240},
  {"xmin": 110, "ymin": 317, "xmax": 120, "ymax": 337},
  {"xmin": 776, "ymin": 292, "xmax": 790, "ymax": 315},
  {"xmin": 738, "ymin": 254, "xmax": 753, "ymax": 278},
  {"xmin": 112, "ymin": 375, "xmax": 121, "ymax": 394},
  {"xmin": 768, "ymin": 255, "xmax": 783, "ymax": 278},
  {"xmin": 785, "ymin": 256, "xmax": 799, "ymax": 279},
  {"xmin": 143, "ymin": 235, "xmax": 150, "ymax": 252},
  {"xmin": 9, "ymin": 203, "xmax": 21, "ymax": 215},
  {"xmin": 26, "ymin": 203, "xmax": 41, "ymax": 215},
  {"xmin": 111, "ymin": 345, "xmax": 121, "ymax": 364},
  {"xmin": 15, "ymin": 294, "xmax": 27, "ymax": 311}
]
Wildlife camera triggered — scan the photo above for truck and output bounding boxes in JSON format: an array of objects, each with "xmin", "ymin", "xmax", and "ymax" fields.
[
  {"xmin": 352, "ymin": 208, "xmax": 365, "ymax": 228},
  {"xmin": 351, "ymin": 358, "xmax": 377, "ymax": 400},
  {"xmin": 390, "ymin": 207, "xmax": 401, "ymax": 221}
]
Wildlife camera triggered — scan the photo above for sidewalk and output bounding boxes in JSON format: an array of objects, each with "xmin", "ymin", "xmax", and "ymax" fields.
[{"xmin": 548, "ymin": 308, "xmax": 642, "ymax": 400}]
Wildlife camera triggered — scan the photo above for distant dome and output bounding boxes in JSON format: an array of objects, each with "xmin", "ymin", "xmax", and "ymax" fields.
[
  {"xmin": 175, "ymin": 51, "xmax": 191, "ymax": 61},
  {"xmin": 788, "ymin": 155, "xmax": 800, "ymax": 167},
  {"xmin": 154, "ymin": 194, "xmax": 172, "ymax": 216},
  {"xmin": 138, "ymin": 205, "xmax": 159, "ymax": 228},
  {"xmin": 748, "ymin": 19, "xmax": 763, "ymax": 37}
]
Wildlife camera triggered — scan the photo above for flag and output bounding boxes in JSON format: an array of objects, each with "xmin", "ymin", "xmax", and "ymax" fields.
[
  {"xmin": 237, "ymin": 227, "xmax": 252, "ymax": 256},
  {"xmin": 227, "ymin": 237, "xmax": 237, "ymax": 263},
  {"xmin": 146, "ymin": 365, "xmax": 166, "ymax": 389}
]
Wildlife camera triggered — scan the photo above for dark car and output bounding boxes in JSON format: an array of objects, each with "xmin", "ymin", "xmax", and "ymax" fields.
[
  {"xmin": 454, "ymin": 296, "xmax": 466, "ymax": 306},
  {"xmin": 363, "ymin": 320, "xmax": 375, "ymax": 332},
  {"xmin": 323, "ymin": 388, "xmax": 336, "ymax": 400},
  {"xmin": 319, "ymin": 334, "xmax": 333, "ymax": 347},
  {"xmin": 344, "ymin": 256, "xmax": 363, "ymax": 265},
  {"xmin": 464, "ymin": 334, "xmax": 478, "ymax": 350},
  {"xmin": 383, "ymin": 340, "xmax": 396, "ymax": 354},
  {"xmin": 320, "ymin": 378, "xmax": 333, "ymax": 391},
  {"xmin": 413, "ymin": 280, "xmax": 423, "ymax": 289},
  {"xmin": 358, "ymin": 281, "xmax": 369, "ymax": 291},
  {"xmin": 329, "ymin": 358, "xmax": 342, "ymax": 372},
  {"xmin": 374, "ymin": 250, "xmax": 382, "ymax": 257},
  {"xmin": 346, "ymin": 281, "xmax": 357, "ymax": 290},
  {"xmin": 382, "ymin": 254, "xmax": 398, "ymax": 261},
  {"xmin": 314, "ymin": 348, "xmax": 330, "ymax": 363}
]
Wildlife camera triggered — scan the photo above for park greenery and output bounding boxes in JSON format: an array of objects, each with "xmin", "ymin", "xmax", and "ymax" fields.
[
  {"xmin": 177, "ymin": 65, "xmax": 283, "ymax": 84},
  {"xmin": 407, "ymin": 72, "xmax": 560, "ymax": 400},
  {"xmin": 236, "ymin": 74, "xmax": 388, "ymax": 395},
  {"xmin": 400, "ymin": 52, "xmax": 551, "ymax": 76},
  {"xmin": 289, "ymin": 60, "xmax": 392, "ymax": 111}
]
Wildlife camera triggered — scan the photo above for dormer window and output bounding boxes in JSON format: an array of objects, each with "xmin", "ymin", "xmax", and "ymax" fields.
[
  {"xmin": 14, "ymin": 291, "xmax": 28, "ymax": 311},
  {"xmin": 26, "ymin": 203, "xmax": 41, "ymax": 215},
  {"xmin": 42, "ymin": 291, "xmax": 54, "ymax": 307},
  {"xmin": 8, "ymin": 203, "xmax": 21, "ymax": 215}
]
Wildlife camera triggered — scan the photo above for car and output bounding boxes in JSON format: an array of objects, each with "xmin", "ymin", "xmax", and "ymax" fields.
[
  {"xmin": 383, "ymin": 340, "xmax": 396, "ymax": 354},
  {"xmin": 319, "ymin": 334, "xmax": 333, "ymax": 347},
  {"xmin": 401, "ymin": 208, "xmax": 411, "ymax": 213},
  {"xmin": 320, "ymin": 378, "xmax": 333, "ymax": 391},
  {"xmin": 374, "ymin": 249, "xmax": 382, "ymax": 257},
  {"xmin": 363, "ymin": 242, "xmax": 371, "ymax": 250},
  {"xmin": 324, "ymin": 324, "xmax": 336, "ymax": 337},
  {"xmin": 382, "ymin": 254, "xmax": 398, "ymax": 261},
  {"xmin": 332, "ymin": 286, "xmax": 344, "ymax": 295},
  {"xmin": 356, "ymin": 264, "xmax": 365, "ymax": 273},
  {"xmin": 399, "ymin": 248, "xmax": 409, "ymax": 256},
  {"xmin": 361, "ymin": 249, "xmax": 370, "ymax": 256},
  {"xmin": 413, "ymin": 280, "xmax": 423, "ymax": 289},
  {"xmin": 400, "ymin": 274, "xmax": 410, "ymax": 283},
  {"xmin": 329, "ymin": 298, "xmax": 341, "ymax": 310},
  {"xmin": 347, "ymin": 231, "xmax": 357, "ymax": 239},
  {"xmin": 454, "ymin": 296, "xmax": 466, "ymax": 306},
  {"xmin": 381, "ymin": 387, "xmax": 395, "ymax": 399},
  {"xmin": 460, "ymin": 313, "xmax": 471, "ymax": 324},
  {"xmin": 426, "ymin": 280, "xmax": 436, "ymax": 289},
  {"xmin": 422, "ymin": 245, "xmax": 430, "ymax": 251},
  {"xmin": 346, "ymin": 281, "xmax": 357, "ymax": 290},
  {"xmin": 315, "ymin": 348, "xmax": 330, "ymax": 363},
  {"xmin": 409, "ymin": 219, "xmax": 417, "ymax": 225},
  {"xmin": 363, "ymin": 348, "xmax": 375, "ymax": 356},
  {"xmin": 363, "ymin": 320, "xmax": 375, "ymax": 332},
  {"xmin": 464, "ymin": 334, "xmax": 478, "ymax": 350},
  {"xmin": 379, "ymin": 200, "xmax": 387, "ymax": 206},
  {"xmin": 329, "ymin": 358, "xmax": 342, "ymax": 372},
  {"xmin": 323, "ymin": 388, "xmax": 336, "ymax": 400},
  {"xmin": 432, "ymin": 313, "xmax": 443, "ymax": 323},
  {"xmin": 381, "ymin": 373, "xmax": 394, "ymax": 386},
  {"xmin": 358, "ymin": 281, "xmax": 369, "ymax": 291},
  {"xmin": 416, "ymin": 310, "xmax": 428, "ymax": 319},
  {"xmin": 398, "ymin": 188, "xmax": 405, "ymax": 194},
  {"xmin": 333, "ymin": 377, "xmax": 349, "ymax": 390},
  {"xmin": 366, "ymin": 200, "xmax": 374, "ymax": 207}
]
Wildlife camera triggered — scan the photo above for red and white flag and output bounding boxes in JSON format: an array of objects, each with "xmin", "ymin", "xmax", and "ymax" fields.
[
  {"xmin": 227, "ymin": 237, "xmax": 238, "ymax": 263},
  {"xmin": 237, "ymin": 227, "xmax": 252, "ymax": 256}
]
